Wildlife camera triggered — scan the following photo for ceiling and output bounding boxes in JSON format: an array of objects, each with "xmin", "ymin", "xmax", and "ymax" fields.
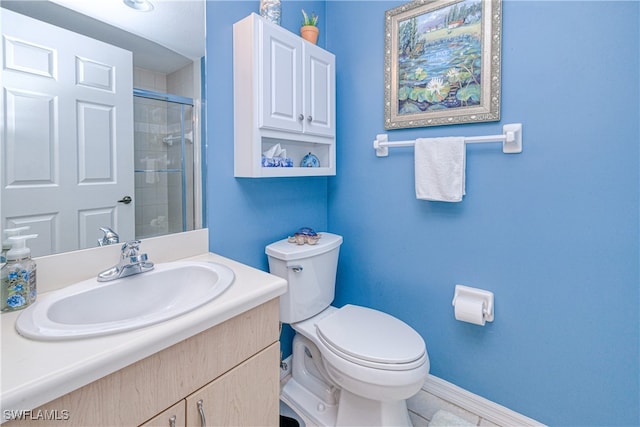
[{"xmin": 1, "ymin": 0, "xmax": 205, "ymax": 74}]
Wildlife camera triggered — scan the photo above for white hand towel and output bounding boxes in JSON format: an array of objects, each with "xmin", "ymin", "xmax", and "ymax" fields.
[{"xmin": 415, "ymin": 137, "xmax": 466, "ymax": 202}]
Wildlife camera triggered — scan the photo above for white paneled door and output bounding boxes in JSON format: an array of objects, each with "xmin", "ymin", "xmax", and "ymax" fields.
[{"xmin": 1, "ymin": 9, "xmax": 134, "ymax": 256}]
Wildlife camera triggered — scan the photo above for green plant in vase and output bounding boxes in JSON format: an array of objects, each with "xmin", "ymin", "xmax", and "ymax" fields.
[
  {"xmin": 300, "ymin": 9, "xmax": 319, "ymax": 44},
  {"xmin": 301, "ymin": 9, "xmax": 318, "ymax": 27}
]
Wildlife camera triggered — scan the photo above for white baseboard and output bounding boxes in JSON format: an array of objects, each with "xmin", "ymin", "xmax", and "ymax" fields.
[
  {"xmin": 422, "ymin": 375, "xmax": 545, "ymax": 427},
  {"xmin": 279, "ymin": 354, "xmax": 543, "ymax": 427}
]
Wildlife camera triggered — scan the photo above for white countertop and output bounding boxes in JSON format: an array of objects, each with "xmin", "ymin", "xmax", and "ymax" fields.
[{"xmin": 0, "ymin": 251, "xmax": 287, "ymax": 419}]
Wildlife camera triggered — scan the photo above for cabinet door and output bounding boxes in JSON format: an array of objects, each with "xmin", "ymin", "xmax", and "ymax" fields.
[
  {"xmin": 139, "ymin": 401, "xmax": 186, "ymax": 427},
  {"xmin": 185, "ymin": 343, "xmax": 279, "ymax": 427},
  {"xmin": 259, "ymin": 21, "xmax": 303, "ymax": 133},
  {"xmin": 304, "ymin": 43, "xmax": 335, "ymax": 137}
]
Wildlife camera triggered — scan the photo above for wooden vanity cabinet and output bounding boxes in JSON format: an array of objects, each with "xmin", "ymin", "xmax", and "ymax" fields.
[
  {"xmin": 184, "ymin": 344, "xmax": 280, "ymax": 427},
  {"xmin": 5, "ymin": 300, "xmax": 280, "ymax": 427},
  {"xmin": 141, "ymin": 343, "xmax": 279, "ymax": 427}
]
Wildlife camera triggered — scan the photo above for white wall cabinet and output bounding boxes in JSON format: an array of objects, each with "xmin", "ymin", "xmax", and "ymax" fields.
[{"xmin": 233, "ymin": 13, "xmax": 336, "ymax": 177}]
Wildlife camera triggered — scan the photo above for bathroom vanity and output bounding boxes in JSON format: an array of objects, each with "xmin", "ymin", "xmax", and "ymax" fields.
[{"xmin": 0, "ymin": 230, "xmax": 287, "ymax": 426}]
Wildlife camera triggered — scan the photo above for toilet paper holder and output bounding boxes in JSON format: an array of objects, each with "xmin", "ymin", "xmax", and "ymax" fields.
[{"xmin": 452, "ymin": 284, "xmax": 494, "ymax": 323}]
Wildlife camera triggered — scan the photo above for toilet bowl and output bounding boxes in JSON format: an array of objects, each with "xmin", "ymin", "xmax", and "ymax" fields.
[
  {"xmin": 286, "ymin": 306, "xmax": 429, "ymax": 426},
  {"xmin": 267, "ymin": 233, "xmax": 429, "ymax": 426}
]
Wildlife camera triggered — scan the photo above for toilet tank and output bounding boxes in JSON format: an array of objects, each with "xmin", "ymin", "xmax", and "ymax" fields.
[{"xmin": 266, "ymin": 233, "xmax": 343, "ymax": 324}]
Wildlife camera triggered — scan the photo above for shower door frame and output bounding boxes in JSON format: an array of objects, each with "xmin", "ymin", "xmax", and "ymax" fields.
[{"xmin": 133, "ymin": 88, "xmax": 199, "ymax": 236}]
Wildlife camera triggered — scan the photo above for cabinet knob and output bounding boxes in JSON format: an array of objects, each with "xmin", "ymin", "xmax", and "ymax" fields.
[
  {"xmin": 307, "ymin": 115, "xmax": 313, "ymax": 122},
  {"xmin": 298, "ymin": 114, "xmax": 304, "ymax": 121}
]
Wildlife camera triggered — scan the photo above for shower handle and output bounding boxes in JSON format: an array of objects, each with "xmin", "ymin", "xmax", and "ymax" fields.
[{"xmin": 117, "ymin": 196, "xmax": 132, "ymax": 204}]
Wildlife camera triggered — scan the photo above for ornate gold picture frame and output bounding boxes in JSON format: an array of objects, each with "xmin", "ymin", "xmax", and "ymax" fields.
[{"xmin": 384, "ymin": 0, "xmax": 502, "ymax": 129}]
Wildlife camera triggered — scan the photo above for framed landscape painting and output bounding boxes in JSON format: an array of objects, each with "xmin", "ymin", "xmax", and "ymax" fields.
[{"xmin": 384, "ymin": 0, "xmax": 502, "ymax": 129}]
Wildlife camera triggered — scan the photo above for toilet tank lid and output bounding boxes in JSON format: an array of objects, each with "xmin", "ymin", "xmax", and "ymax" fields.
[{"xmin": 266, "ymin": 232, "xmax": 343, "ymax": 261}]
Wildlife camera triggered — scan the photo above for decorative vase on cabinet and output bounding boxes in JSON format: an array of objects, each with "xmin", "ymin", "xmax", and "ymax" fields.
[
  {"xmin": 300, "ymin": 25, "xmax": 319, "ymax": 44},
  {"xmin": 259, "ymin": 0, "xmax": 281, "ymax": 25},
  {"xmin": 233, "ymin": 13, "xmax": 336, "ymax": 178},
  {"xmin": 300, "ymin": 9, "xmax": 319, "ymax": 44}
]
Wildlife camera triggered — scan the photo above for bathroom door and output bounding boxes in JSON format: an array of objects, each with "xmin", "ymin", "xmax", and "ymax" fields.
[{"xmin": 0, "ymin": 9, "xmax": 134, "ymax": 256}]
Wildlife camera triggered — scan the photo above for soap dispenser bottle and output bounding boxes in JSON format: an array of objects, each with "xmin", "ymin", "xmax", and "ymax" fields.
[
  {"xmin": 1, "ymin": 234, "xmax": 38, "ymax": 312},
  {"xmin": 1, "ymin": 226, "xmax": 29, "ymax": 265}
]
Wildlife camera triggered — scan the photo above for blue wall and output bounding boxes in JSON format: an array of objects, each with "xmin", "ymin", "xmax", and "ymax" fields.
[
  {"xmin": 206, "ymin": 1, "xmax": 639, "ymax": 426},
  {"xmin": 205, "ymin": 0, "xmax": 328, "ymax": 269}
]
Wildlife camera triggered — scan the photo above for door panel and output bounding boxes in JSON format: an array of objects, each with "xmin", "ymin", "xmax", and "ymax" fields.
[
  {"xmin": 1, "ymin": 9, "xmax": 134, "ymax": 256},
  {"xmin": 4, "ymin": 89, "xmax": 57, "ymax": 186}
]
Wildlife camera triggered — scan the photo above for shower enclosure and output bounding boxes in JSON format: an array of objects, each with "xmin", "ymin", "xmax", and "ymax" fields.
[{"xmin": 133, "ymin": 89, "xmax": 195, "ymax": 239}]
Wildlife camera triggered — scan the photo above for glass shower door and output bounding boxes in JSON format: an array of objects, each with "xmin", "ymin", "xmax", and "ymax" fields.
[{"xmin": 133, "ymin": 90, "xmax": 195, "ymax": 239}]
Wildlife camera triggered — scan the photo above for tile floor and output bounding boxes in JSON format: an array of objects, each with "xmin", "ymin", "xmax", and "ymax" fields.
[
  {"xmin": 280, "ymin": 384, "xmax": 500, "ymax": 427},
  {"xmin": 408, "ymin": 388, "xmax": 500, "ymax": 427},
  {"xmin": 280, "ymin": 374, "xmax": 539, "ymax": 427}
]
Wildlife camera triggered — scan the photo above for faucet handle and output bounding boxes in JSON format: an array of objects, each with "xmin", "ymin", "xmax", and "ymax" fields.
[
  {"xmin": 98, "ymin": 226, "xmax": 119, "ymax": 246},
  {"xmin": 98, "ymin": 239, "xmax": 153, "ymax": 281},
  {"xmin": 121, "ymin": 240, "xmax": 141, "ymax": 258},
  {"xmin": 120, "ymin": 240, "xmax": 153, "ymax": 268}
]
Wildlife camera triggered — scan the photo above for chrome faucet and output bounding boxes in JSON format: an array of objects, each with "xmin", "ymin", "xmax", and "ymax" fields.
[
  {"xmin": 98, "ymin": 226, "xmax": 119, "ymax": 246},
  {"xmin": 97, "ymin": 240, "xmax": 154, "ymax": 282}
]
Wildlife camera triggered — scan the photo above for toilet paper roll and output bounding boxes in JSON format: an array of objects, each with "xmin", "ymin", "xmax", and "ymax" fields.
[{"xmin": 454, "ymin": 296, "xmax": 486, "ymax": 326}]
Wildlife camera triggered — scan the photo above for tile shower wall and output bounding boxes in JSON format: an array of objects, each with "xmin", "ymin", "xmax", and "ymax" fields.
[
  {"xmin": 133, "ymin": 67, "xmax": 195, "ymax": 238},
  {"xmin": 167, "ymin": 62, "xmax": 195, "ymax": 99},
  {"xmin": 133, "ymin": 96, "xmax": 171, "ymax": 238},
  {"xmin": 133, "ymin": 97, "xmax": 194, "ymax": 238},
  {"xmin": 135, "ymin": 65, "xmax": 196, "ymax": 98},
  {"xmin": 134, "ymin": 67, "xmax": 167, "ymax": 93}
]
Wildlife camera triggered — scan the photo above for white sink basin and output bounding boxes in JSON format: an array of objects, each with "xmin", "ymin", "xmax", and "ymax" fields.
[{"xmin": 16, "ymin": 261, "xmax": 234, "ymax": 340}]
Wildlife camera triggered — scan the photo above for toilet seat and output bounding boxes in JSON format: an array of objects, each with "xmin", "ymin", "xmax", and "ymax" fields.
[{"xmin": 315, "ymin": 304, "xmax": 426, "ymax": 371}]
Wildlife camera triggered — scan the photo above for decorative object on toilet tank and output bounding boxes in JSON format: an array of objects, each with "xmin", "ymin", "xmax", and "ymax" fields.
[
  {"xmin": 260, "ymin": 0, "xmax": 281, "ymax": 25},
  {"xmin": 300, "ymin": 9, "xmax": 319, "ymax": 44},
  {"xmin": 287, "ymin": 227, "xmax": 321, "ymax": 245},
  {"xmin": 452, "ymin": 284, "xmax": 494, "ymax": 326}
]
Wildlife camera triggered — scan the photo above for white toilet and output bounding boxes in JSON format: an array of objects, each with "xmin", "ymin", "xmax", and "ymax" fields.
[{"xmin": 266, "ymin": 232, "xmax": 429, "ymax": 427}]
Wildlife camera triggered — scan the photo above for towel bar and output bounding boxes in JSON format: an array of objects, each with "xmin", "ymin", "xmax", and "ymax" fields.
[{"xmin": 373, "ymin": 123, "xmax": 523, "ymax": 157}]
